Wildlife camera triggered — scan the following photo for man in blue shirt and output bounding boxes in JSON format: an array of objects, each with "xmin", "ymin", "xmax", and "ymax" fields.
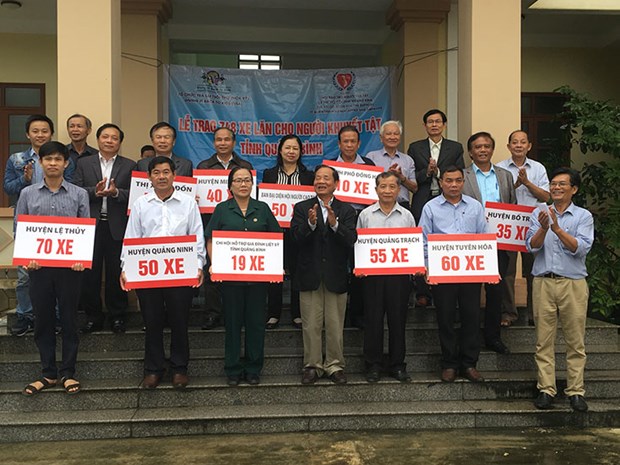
[
  {"xmin": 3, "ymin": 114, "xmax": 54, "ymax": 336},
  {"xmin": 526, "ymin": 167, "xmax": 594, "ymax": 412},
  {"xmin": 419, "ymin": 166, "xmax": 488, "ymax": 383}
]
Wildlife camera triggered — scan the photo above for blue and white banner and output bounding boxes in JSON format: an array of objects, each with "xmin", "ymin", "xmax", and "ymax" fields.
[{"xmin": 168, "ymin": 65, "xmax": 392, "ymax": 180}]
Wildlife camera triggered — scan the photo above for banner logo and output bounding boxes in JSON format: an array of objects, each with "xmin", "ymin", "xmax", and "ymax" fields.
[{"xmin": 333, "ymin": 72, "xmax": 356, "ymax": 91}]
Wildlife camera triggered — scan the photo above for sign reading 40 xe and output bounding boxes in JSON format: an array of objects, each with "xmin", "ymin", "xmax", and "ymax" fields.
[
  {"xmin": 426, "ymin": 233, "xmax": 499, "ymax": 284},
  {"xmin": 122, "ymin": 235, "xmax": 200, "ymax": 289},
  {"xmin": 13, "ymin": 215, "xmax": 96, "ymax": 268}
]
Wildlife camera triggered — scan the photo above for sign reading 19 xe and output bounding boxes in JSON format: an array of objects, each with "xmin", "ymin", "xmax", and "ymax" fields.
[
  {"xmin": 354, "ymin": 228, "xmax": 425, "ymax": 276},
  {"xmin": 426, "ymin": 233, "xmax": 499, "ymax": 284},
  {"xmin": 122, "ymin": 235, "xmax": 200, "ymax": 289},
  {"xmin": 13, "ymin": 215, "xmax": 97, "ymax": 268}
]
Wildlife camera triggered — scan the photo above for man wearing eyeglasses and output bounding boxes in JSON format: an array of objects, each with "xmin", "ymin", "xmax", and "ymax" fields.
[{"xmin": 527, "ymin": 167, "xmax": 593, "ymax": 413}]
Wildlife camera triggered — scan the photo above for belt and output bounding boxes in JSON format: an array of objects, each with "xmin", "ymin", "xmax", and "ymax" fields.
[
  {"xmin": 99, "ymin": 212, "xmax": 108, "ymax": 221},
  {"xmin": 541, "ymin": 272, "xmax": 566, "ymax": 279}
]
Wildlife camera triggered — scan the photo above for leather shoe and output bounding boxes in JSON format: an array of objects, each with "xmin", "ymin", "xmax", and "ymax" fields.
[
  {"xmin": 534, "ymin": 391, "xmax": 554, "ymax": 410},
  {"xmin": 460, "ymin": 367, "xmax": 484, "ymax": 383},
  {"xmin": 441, "ymin": 368, "xmax": 457, "ymax": 383},
  {"xmin": 227, "ymin": 375, "xmax": 242, "ymax": 386},
  {"xmin": 391, "ymin": 370, "xmax": 411, "ymax": 383},
  {"xmin": 80, "ymin": 321, "xmax": 103, "ymax": 334},
  {"xmin": 329, "ymin": 370, "xmax": 347, "ymax": 384},
  {"xmin": 141, "ymin": 374, "xmax": 161, "ymax": 389},
  {"xmin": 245, "ymin": 373, "xmax": 260, "ymax": 385},
  {"xmin": 111, "ymin": 319, "xmax": 125, "ymax": 334},
  {"xmin": 172, "ymin": 373, "xmax": 189, "ymax": 389},
  {"xmin": 292, "ymin": 318, "xmax": 303, "ymax": 329},
  {"xmin": 366, "ymin": 369, "xmax": 380, "ymax": 383},
  {"xmin": 301, "ymin": 368, "xmax": 319, "ymax": 385},
  {"xmin": 265, "ymin": 318, "xmax": 279, "ymax": 330},
  {"xmin": 486, "ymin": 339, "xmax": 511, "ymax": 354},
  {"xmin": 202, "ymin": 315, "xmax": 220, "ymax": 330},
  {"xmin": 569, "ymin": 395, "xmax": 588, "ymax": 412}
]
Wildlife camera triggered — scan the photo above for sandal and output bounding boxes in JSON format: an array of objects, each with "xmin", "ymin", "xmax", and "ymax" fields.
[
  {"xmin": 61, "ymin": 377, "xmax": 81, "ymax": 395},
  {"xmin": 22, "ymin": 377, "xmax": 57, "ymax": 397},
  {"xmin": 266, "ymin": 318, "xmax": 279, "ymax": 330},
  {"xmin": 500, "ymin": 319, "xmax": 513, "ymax": 327}
]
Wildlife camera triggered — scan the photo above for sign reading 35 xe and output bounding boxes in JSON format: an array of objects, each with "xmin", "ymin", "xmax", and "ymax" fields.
[
  {"xmin": 13, "ymin": 215, "xmax": 96, "ymax": 268},
  {"xmin": 485, "ymin": 202, "xmax": 536, "ymax": 252},
  {"xmin": 354, "ymin": 228, "xmax": 425, "ymax": 276},
  {"xmin": 122, "ymin": 235, "xmax": 200, "ymax": 289}
]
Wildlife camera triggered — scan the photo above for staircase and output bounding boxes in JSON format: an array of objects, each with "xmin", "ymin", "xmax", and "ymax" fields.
[{"xmin": 1, "ymin": 302, "xmax": 618, "ymax": 443}]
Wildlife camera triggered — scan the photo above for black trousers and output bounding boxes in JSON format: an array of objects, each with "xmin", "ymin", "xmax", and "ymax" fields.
[
  {"xmin": 137, "ymin": 286, "xmax": 194, "ymax": 376},
  {"xmin": 267, "ymin": 230, "xmax": 300, "ymax": 320},
  {"xmin": 363, "ymin": 275, "xmax": 411, "ymax": 372},
  {"xmin": 203, "ymin": 254, "xmax": 222, "ymax": 321},
  {"xmin": 80, "ymin": 220, "xmax": 127, "ymax": 324},
  {"xmin": 434, "ymin": 282, "xmax": 482, "ymax": 370},
  {"xmin": 29, "ymin": 268, "xmax": 82, "ymax": 379},
  {"xmin": 483, "ymin": 250, "xmax": 510, "ymax": 344}
]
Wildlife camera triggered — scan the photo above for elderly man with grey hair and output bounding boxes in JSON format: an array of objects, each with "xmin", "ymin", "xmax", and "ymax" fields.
[{"xmin": 365, "ymin": 120, "xmax": 417, "ymax": 211}]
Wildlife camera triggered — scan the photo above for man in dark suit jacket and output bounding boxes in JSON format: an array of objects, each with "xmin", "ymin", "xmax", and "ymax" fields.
[
  {"xmin": 407, "ymin": 109, "xmax": 465, "ymax": 223},
  {"xmin": 290, "ymin": 165, "xmax": 357, "ymax": 385},
  {"xmin": 73, "ymin": 123, "xmax": 137, "ymax": 333},
  {"xmin": 462, "ymin": 131, "xmax": 516, "ymax": 355},
  {"xmin": 136, "ymin": 122, "xmax": 193, "ymax": 176},
  {"xmin": 408, "ymin": 109, "xmax": 465, "ymax": 307}
]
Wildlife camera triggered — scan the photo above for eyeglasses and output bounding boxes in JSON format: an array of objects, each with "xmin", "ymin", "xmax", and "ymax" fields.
[
  {"xmin": 550, "ymin": 181, "xmax": 571, "ymax": 187},
  {"xmin": 232, "ymin": 178, "xmax": 252, "ymax": 185}
]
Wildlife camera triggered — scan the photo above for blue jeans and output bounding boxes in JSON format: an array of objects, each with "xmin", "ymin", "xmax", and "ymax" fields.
[{"xmin": 16, "ymin": 266, "xmax": 33, "ymax": 321}]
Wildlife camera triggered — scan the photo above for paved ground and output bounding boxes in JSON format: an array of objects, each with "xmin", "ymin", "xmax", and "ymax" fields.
[{"xmin": 2, "ymin": 428, "xmax": 619, "ymax": 464}]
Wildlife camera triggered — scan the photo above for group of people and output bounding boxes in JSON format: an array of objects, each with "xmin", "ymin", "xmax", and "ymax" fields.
[{"xmin": 4, "ymin": 110, "xmax": 593, "ymax": 413}]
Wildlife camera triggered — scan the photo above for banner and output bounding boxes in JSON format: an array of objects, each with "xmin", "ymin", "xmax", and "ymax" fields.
[
  {"xmin": 427, "ymin": 233, "xmax": 499, "ymax": 284},
  {"xmin": 122, "ymin": 235, "xmax": 200, "ymax": 289},
  {"xmin": 258, "ymin": 183, "xmax": 315, "ymax": 227},
  {"xmin": 127, "ymin": 171, "xmax": 197, "ymax": 214},
  {"xmin": 194, "ymin": 169, "xmax": 257, "ymax": 214},
  {"xmin": 211, "ymin": 231, "xmax": 283, "ymax": 282},
  {"xmin": 354, "ymin": 227, "xmax": 425, "ymax": 276},
  {"xmin": 13, "ymin": 215, "xmax": 96, "ymax": 268},
  {"xmin": 485, "ymin": 202, "xmax": 536, "ymax": 252},
  {"xmin": 168, "ymin": 65, "xmax": 392, "ymax": 180}
]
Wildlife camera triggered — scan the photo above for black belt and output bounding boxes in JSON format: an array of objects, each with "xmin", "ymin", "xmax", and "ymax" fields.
[
  {"xmin": 541, "ymin": 272, "xmax": 566, "ymax": 279},
  {"xmin": 99, "ymin": 212, "xmax": 108, "ymax": 221}
]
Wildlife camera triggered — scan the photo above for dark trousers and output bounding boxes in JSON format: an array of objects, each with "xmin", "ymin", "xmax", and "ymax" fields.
[
  {"xmin": 434, "ymin": 282, "xmax": 481, "ymax": 370},
  {"xmin": 29, "ymin": 268, "xmax": 82, "ymax": 379},
  {"xmin": 81, "ymin": 220, "xmax": 127, "ymax": 324},
  {"xmin": 203, "ymin": 257, "xmax": 222, "ymax": 321},
  {"xmin": 137, "ymin": 286, "xmax": 194, "ymax": 376},
  {"xmin": 483, "ymin": 250, "xmax": 510, "ymax": 344},
  {"xmin": 221, "ymin": 283, "xmax": 267, "ymax": 377},
  {"xmin": 363, "ymin": 275, "xmax": 411, "ymax": 372},
  {"xmin": 267, "ymin": 231, "xmax": 300, "ymax": 320}
]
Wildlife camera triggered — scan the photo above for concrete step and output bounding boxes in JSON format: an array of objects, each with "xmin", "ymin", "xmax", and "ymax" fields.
[
  {"xmin": 0, "ymin": 320, "xmax": 617, "ymax": 354},
  {"xmin": 1, "ymin": 371, "xmax": 619, "ymax": 413},
  {"xmin": 0, "ymin": 398, "xmax": 618, "ymax": 443},
  {"xmin": 1, "ymin": 345, "xmax": 618, "ymax": 382}
]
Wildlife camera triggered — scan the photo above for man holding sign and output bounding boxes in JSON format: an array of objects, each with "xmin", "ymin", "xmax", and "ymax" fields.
[
  {"xmin": 15, "ymin": 141, "xmax": 90, "ymax": 396},
  {"xmin": 419, "ymin": 166, "xmax": 488, "ymax": 383},
  {"xmin": 121, "ymin": 156, "xmax": 205, "ymax": 390},
  {"xmin": 356, "ymin": 172, "xmax": 417, "ymax": 383}
]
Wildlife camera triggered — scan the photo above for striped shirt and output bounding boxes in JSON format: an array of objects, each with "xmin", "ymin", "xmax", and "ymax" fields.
[
  {"xmin": 15, "ymin": 179, "xmax": 90, "ymax": 219},
  {"xmin": 276, "ymin": 166, "xmax": 301, "ymax": 185}
]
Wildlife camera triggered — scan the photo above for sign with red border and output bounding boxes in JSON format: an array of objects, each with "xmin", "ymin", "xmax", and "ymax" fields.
[
  {"xmin": 427, "ymin": 233, "xmax": 499, "ymax": 284},
  {"xmin": 13, "ymin": 215, "xmax": 96, "ymax": 268},
  {"xmin": 127, "ymin": 171, "xmax": 197, "ymax": 214},
  {"xmin": 211, "ymin": 230, "xmax": 283, "ymax": 282},
  {"xmin": 194, "ymin": 169, "xmax": 257, "ymax": 214},
  {"xmin": 323, "ymin": 160, "xmax": 383, "ymax": 205},
  {"xmin": 485, "ymin": 202, "xmax": 536, "ymax": 252},
  {"xmin": 258, "ymin": 183, "xmax": 315, "ymax": 227},
  {"xmin": 354, "ymin": 227, "xmax": 425, "ymax": 276},
  {"xmin": 122, "ymin": 235, "xmax": 200, "ymax": 289}
]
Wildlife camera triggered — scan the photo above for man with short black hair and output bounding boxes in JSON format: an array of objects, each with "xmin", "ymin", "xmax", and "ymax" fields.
[
  {"xmin": 140, "ymin": 145, "xmax": 156, "ymax": 159},
  {"xmin": 16, "ymin": 141, "xmax": 90, "ymax": 396},
  {"xmin": 527, "ymin": 167, "xmax": 593, "ymax": 412},
  {"xmin": 136, "ymin": 122, "xmax": 193, "ymax": 176},
  {"xmin": 66, "ymin": 113, "xmax": 97, "ymax": 164},
  {"xmin": 73, "ymin": 123, "xmax": 137, "ymax": 333}
]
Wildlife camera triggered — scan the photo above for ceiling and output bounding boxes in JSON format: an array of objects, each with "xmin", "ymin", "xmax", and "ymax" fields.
[{"xmin": 0, "ymin": 0, "xmax": 618, "ymax": 57}]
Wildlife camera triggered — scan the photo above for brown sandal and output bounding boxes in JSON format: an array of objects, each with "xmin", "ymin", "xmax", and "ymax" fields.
[
  {"xmin": 61, "ymin": 377, "xmax": 81, "ymax": 395},
  {"xmin": 22, "ymin": 377, "xmax": 57, "ymax": 396},
  {"xmin": 500, "ymin": 319, "xmax": 513, "ymax": 327}
]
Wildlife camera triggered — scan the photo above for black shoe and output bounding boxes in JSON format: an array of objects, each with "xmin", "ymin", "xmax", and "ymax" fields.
[
  {"xmin": 366, "ymin": 369, "xmax": 380, "ymax": 383},
  {"xmin": 569, "ymin": 395, "xmax": 588, "ymax": 412},
  {"xmin": 202, "ymin": 315, "xmax": 220, "ymax": 330},
  {"xmin": 486, "ymin": 340, "xmax": 511, "ymax": 354},
  {"xmin": 111, "ymin": 319, "xmax": 125, "ymax": 334},
  {"xmin": 11, "ymin": 318, "xmax": 34, "ymax": 337},
  {"xmin": 80, "ymin": 321, "xmax": 103, "ymax": 334},
  {"xmin": 390, "ymin": 369, "xmax": 411, "ymax": 383},
  {"xmin": 329, "ymin": 370, "xmax": 347, "ymax": 384},
  {"xmin": 301, "ymin": 368, "xmax": 319, "ymax": 385},
  {"xmin": 227, "ymin": 375, "xmax": 242, "ymax": 386},
  {"xmin": 245, "ymin": 373, "xmax": 260, "ymax": 385},
  {"xmin": 534, "ymin": 391, "xmax": 554, "ymax": 410},
  {"xmin": 291, "ymin": 318, "xmax": 303, "ymax": 329}
]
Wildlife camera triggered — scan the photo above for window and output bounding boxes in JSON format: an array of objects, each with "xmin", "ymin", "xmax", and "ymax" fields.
[
  {"xmin": 0, "ymin": 83, "xmax": 46, "ymax": 207},
  {"xmin": 238, "ymin": 54, "xmax": 281, "ymax": 70}
]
